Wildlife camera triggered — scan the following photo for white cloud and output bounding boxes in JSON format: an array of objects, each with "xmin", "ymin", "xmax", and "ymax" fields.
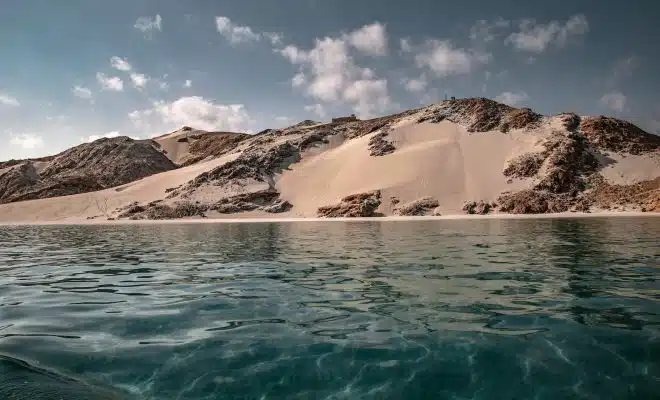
[
  {"xmin": 134, "ymin": 14, "xmax": 162, "ymax": 35},
  {"xmin": 0, "ymin": 93, "xmax": 20, "ymax": 107},
  {"xmin": 215, "ymin": 16, "xmax": 261, "ymax": 44},
  {"xmin": 304, "ymin": 104, "xmax": 326, "ymax": 119},
  {"xmin": 71, "ymin": 85, "xmax": 93, "ymax": 100},
  {"xmin": 9, "ymin": 133, "xmax": 44, "ymax": 149},
  {"xmin": 96, "ymin": 73, "xmax": 124, "ymax": 91},
  {"xmin": 346, "ymin": 22, "xmax": 388, "ymax": 56},
  {"xmin": 470, "ymin": 18, "xmax": 510, "ymax": 43},
  {"xmin": 275, "ymin": 116, "xmax": 291, "ymax": 122},
  {"xmin": 414, "ymin": 40, "xmax": 488, "ymax": 77},
  {"xmin": 506, "ymin": 14, "xmax": 588, "ymax": 53},
  {"xmin": 599, "ymin": 91, "xmax": 626, "ymax": 112},
  {"xmin": 264, "ymin": 32, "xmax": 283, "ymax": 46},
  {"xmin": 402, "ymin": 76, "xmax": 428, "ymax": 93},
  {"xmin": 494, "ymin": 91, "xmax": 529, "ymax": 106},
  {"xmin": 110, "ymin": 56, "xmax": 132, "ymax": 71},
  {"xmin": 85, "ymin": 131, "xmax": 120, "ymax": 143},
  {"xmin": 155, "ymin": 96, "xmax": 251, "ymax": 131},
  {"xmin": 130, "ymin": 73, "xmax": 149, "ymax": 89},
  {"xmin": 276, "ymin": 22, "xmax": 392, "ymax": 117},
  {"xmin": 183, "ymin": 79, "xmax": 192, "ymax": 88}
]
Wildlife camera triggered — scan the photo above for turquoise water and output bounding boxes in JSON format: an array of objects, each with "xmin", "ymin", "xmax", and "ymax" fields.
[{"xmin": 0, "ymin": 218, "xmax": 659, "ymax": 399}]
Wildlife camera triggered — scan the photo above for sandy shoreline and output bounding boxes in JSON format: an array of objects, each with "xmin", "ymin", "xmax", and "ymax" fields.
[{"xmin": 1, "ymin": 211, "xmax": 656, "ymax": 226}]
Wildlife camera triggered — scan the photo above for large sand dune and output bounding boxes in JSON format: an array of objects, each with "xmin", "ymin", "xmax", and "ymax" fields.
[{"xmin": 1, "ymin": 98, "xmax": 658, "ymax": 222}]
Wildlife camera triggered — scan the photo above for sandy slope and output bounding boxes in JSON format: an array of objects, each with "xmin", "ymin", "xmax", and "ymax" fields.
[
  {"xmin": 278, "ymin": 121, "xmax": 543, "ymax": 215},
  {"xmin": 0, "ymin": 153, "xmax": 238, "ymax": 222},
  {"xmin": 0, "ymin": 105, "xmax": 658, "ymax": 222}
]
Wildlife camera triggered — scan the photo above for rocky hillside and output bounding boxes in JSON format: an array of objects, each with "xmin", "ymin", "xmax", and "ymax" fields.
[
  {"xmin": 0, "ymin": 137, "xmax": 176, "ymax": 203},
  {"xmin": 0, "ymin": 97, "xmax": 658, "ymax": 221}
]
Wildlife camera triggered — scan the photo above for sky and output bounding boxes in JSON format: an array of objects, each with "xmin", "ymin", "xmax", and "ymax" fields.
[{"xmin": 1, "ymin": 0, "xmax": 659, "ymax": 161}]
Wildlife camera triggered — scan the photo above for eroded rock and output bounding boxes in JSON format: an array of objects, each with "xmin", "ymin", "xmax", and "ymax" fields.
[
  {"xmin": 317, "ymin": 190, "xmax": 382, "ymax": 217},
  {"xmin": 394, "ymin": 197, "xmax": 439, "ymax": 216}
]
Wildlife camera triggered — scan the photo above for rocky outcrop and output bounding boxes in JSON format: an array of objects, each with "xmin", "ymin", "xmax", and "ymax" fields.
[
  {"xmin": 580, "ymin": 116, "xmax": 660, "ymax": 155},
  {"xmin": 497, "ymin": 190, "xmax": 571, "ymax": 214},
  {"xmin": 0, "ymin": 137, "xmax": 176, "ymax": 203},
  {"xmin": 181, "ymin": 132, "xmax": 248, "ymax": 166},
  {"xmin": 317, "ymin": 191, "xmax": 382, "ymax": 217},
  {"xmin": 393, "ymin": 197, "xmax": 439, "ymax": 216},
  {"xmin": 463, "ymin": 200, "xmax": 495, "ymax": 215},
  {"xmin": 584, "ymin": 176, "xmax": 660, "ymax": 211},
  {"xmin": 177, "ymin": 142, "xmax": 300, "ymax": 196},
  {"xmin": 418, "ymin": 98, "xmax": 541, "ymax": 133},
  {"xmin": 368, "ymin": 130, "xmax": 396, "ymax": 156},
  {"xmin": 210, "ymin": 190, "xmax": 281, "ymax": 213},
  {"xmin": 503, "ymin": 153, "xmax": 546, "ymax": 179}
]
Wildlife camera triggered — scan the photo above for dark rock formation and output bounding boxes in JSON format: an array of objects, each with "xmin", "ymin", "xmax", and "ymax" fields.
[
  {"xmin": 503, "ymin": 153, "xmax": 546, "ymax": 178},
  {"xmin": 580, "ymin": 116, "xmax": 660, "ymax": 154},
  {"xmin": 0, "ymin": 137, "xmax": 176, "ymax": 203},
  {"xmin": 210, "ymin": 190, "xmax": 281, "ymax": 214},
  {"xmin": 418, "ymin": 98, "xmax": 541, "ymax": 133},
  {"xmin": 317, "ymin": 190, "xmax": 382, "ymax": 217},
  {"xmin": 497, "ymin": 190, "xmax": 570, "ymax": 214},
  {"xmin": 393, "ymin": 197, "xmax": 439, "ymax": 216},
  {"xmin": 181, "ymin": 132, "xmax": 248, "ymax": 166},
  {"xmin": 368, "ymin": 130, "xmax": 396, "ymax": 156},
  {"xmin": 263, "ymin": 199, "xmax": 293, "ymax": 213},
  {"xmin": 463, "ymin": 201, "xmax": 494, "ymax": 215}
]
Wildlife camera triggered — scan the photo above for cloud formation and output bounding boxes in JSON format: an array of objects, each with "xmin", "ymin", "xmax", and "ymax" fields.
[
  {"xmin": 599, "ymin": 91, "xmax": 626, "ymax": 112},
  {"xmin": 71, "ymin": 85, "xmax": 93, "ymax": 100},
  {"xmin": 507, "ymin": 14, "xmax": 588, "ymax": 53},
  {"xmin": 494, "ymin": 91, "xmax": 529, "ymax": 106},
  {"xmin": 304, "ymin": 104, "xmax": 327, "ymax": 119},
  {"xmin": 215, "ymin": 16, "xmax": 283, "ymax": 45},
  {"xmin": 130, "ymin": 73, "xmax": 149, "ymax": 89},
  {"xmin": 134, "ymin": 14, "xmax": 162, "ymax": 35},
  {"xmin": 110, "ymin": 56, "xmax": 132, "ymax": 71},
  {"xmin": 9, "ymin": 133, "xmax": 44, "ymax": 149},
  {"xmin": 96, "ymin": 73, "xmax": 124, "ymax": 91},
  {"xmin": 0, "ymin": 93, "xmax": 20, "ymax": 107},
  {"xmin": 154, "ymin": 96, "xmax": 251, "ymax": 131},
  {"xmin": 414, "ymin": 40, "xmax": 490, "ymax": 77},
  {"xmin": 277, "ymin": 22, "xmax": 391, "ymax": 117}
]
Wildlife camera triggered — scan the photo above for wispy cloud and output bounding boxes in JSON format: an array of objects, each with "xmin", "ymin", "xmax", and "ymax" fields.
[
  {"xmin": 0, "ymin": 93, "xmax": 20, "ymax": 107},
  {"xmin": 183, "ymin": 79, "xmax": 192, "ymax": 88},
  {"xmin": 96, "ymin": 73, "xmax": 124, "ymax": 91},
  {"xmin": 495, "ymin": 91, "xmax": 529, "ymax": 106},
  {"xmin": 152, "ymin": 96, "xmax": 252, "ymax": 132},
  {"xmin": 214, "ymin": 15, "xmax": 283, "ymax": 46},
  {"xmin": 130, "ymin": 73, "xmax": 149, "ymax": 89},
  {"xmin": 413, "ymin": 40, "xmax": 490, "ymax": 77},
  {"xmin": 134, "ymin": 14, "xmax": 162, "ymax": 36},
  {"xmin": 599, "ymin": 91, "xmax": 626, "ymax": 112},
  {"xmin": 9, "ymin": 133, "xmax": 44, "ymax": 149},
  {"xmin": 304, "ymin": 104, "xmax": 327, "ymax": 119},
  {"xmin": 506, "ymin": 14, "xmax": 588, "ymax": 53},
  {"xmin": 71, "ymin": 85, "xmax": 93, "ymax": 100},
  {"xmin": 110, "ymin": 56, "xmax": 132, "ymax": 72}
]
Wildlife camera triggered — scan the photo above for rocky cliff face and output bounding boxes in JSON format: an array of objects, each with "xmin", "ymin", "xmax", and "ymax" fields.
[{"xmin": 0, "ymin": 136, "xmax": 176, "ymax": 203}]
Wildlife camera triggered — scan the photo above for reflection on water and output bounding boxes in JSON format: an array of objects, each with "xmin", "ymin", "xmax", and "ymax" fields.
[{"xmin": 0, "ymin": 218, "xmax": 659, "ymax": 399}]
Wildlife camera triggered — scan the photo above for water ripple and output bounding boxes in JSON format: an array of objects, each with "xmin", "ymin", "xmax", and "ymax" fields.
[{"xmin": 0, "ymin": 218, "xmax": 659, "ymax": 399}]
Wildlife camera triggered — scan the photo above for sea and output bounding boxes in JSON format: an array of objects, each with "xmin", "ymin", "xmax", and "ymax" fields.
[{"xmin": 0, "ymin": 217, "xmax": 659, "ymax": 399}]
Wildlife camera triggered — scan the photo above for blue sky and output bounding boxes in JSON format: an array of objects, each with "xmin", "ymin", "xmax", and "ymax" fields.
[{"xmin": 1, "ymin": 0, "xmax": 659, "ymax": 160}]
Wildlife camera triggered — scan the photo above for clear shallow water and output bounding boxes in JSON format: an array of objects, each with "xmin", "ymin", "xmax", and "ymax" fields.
[{"xmin": 0, "ymin": 218, "xmax": 659, "ymax": 399}]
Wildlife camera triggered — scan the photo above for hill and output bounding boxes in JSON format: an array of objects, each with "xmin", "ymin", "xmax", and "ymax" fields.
[{"xmin": 0, "ymin": 98, "xmax": 658, "ymax": 221}]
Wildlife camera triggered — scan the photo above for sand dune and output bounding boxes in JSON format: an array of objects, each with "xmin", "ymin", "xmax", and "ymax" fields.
[
  {"xmin": 0, "ymin": 98, "xmax": 658, "ymax": 222},
  {"xmin": 278, "ymin": 121, "xmax": 543, "ymax": 215},
  {"xmin": 0, "ymin": 153, "xmax": 238, "ymax": 222}
]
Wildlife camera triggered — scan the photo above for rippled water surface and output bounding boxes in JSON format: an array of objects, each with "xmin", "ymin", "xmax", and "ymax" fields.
[{"xmin": 1, "ymin": 218, "xmax": 659, "ymax": 399}]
